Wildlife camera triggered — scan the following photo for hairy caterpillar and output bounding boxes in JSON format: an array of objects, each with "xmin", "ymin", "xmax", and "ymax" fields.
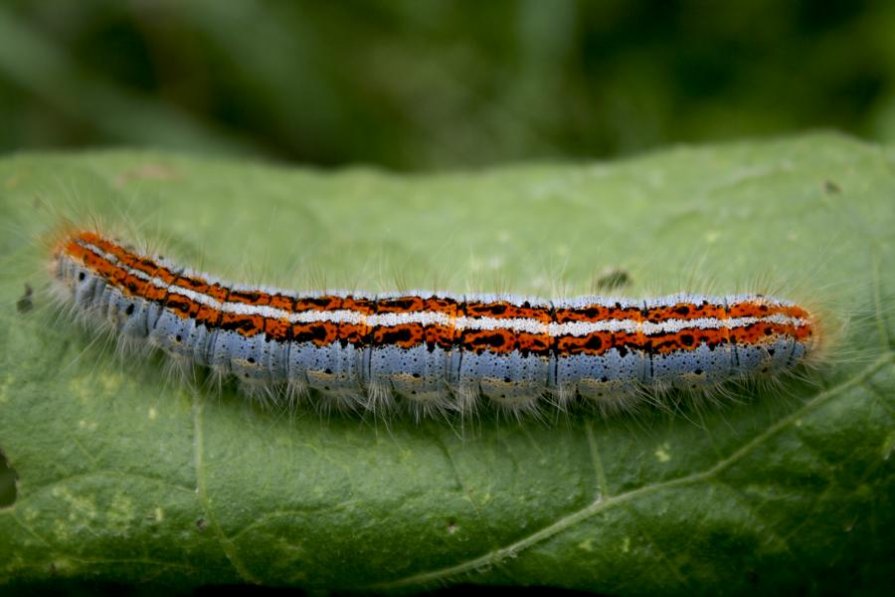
[{"xmin": 50, "ymin": 229, "xmax": 821, "ymax": 419}]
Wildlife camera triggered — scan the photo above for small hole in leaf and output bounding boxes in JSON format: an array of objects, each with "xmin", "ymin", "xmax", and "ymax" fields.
[
  {"xmin": 595, "ymin": 268, "xmax": 631, "ymax": 291},
  {"xmin": 824, "ymin": 180, "xmax": 841, "ymax": 194},
  {"xmin": 16, "ymin": 283, "xmax": 33, "ymax": 314}
]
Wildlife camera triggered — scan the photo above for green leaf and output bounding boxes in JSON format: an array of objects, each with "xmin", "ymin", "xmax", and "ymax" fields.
[{"xmin": 1, "ymin": 133, "xmax": 893, "ymax": 593}]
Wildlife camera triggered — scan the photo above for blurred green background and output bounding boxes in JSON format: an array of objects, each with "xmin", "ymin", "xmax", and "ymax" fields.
[{"xmin": 1, "ymin": 0, "xmax": 895, "ymax": 170}]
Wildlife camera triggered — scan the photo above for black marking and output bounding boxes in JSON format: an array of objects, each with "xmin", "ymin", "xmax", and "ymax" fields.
[
  {"xmin": 584, "ymin": 335, "xmax": 603, "ymax": 350},
  {"xmin": 166, "ymin": 294, "xmax": 192, "ymax": 316},
  {"xmin": 379, "ymin": 327, "xmax": 414, "ymax": 345},
  {"xmin": 306, "ymin": 297, "xmax": 336, "ymax": 308},
  {"xmin": 293, "ymin": 324, "xmax": 331, "ymax": 344},
  {"xmin": 381, "ymin": 297, "xmax": 419, "ymax": 310},
  {"xmin": 230, "ymin": 289, "xmax": 262, "ymax": 302},
  {"xmin": 468, "ymin": 332, "xmax": 510, "ymax": 351}
]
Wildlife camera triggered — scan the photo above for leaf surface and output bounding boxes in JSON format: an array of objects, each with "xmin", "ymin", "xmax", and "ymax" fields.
[{"xmin": 0, "ymin": 134, "xmax": 893, "ymax": 592}]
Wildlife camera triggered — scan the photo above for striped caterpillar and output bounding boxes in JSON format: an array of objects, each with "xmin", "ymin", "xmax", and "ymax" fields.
[{"xmin": 50, "ymin": 229, "xmax": 821, "ymax": 419}]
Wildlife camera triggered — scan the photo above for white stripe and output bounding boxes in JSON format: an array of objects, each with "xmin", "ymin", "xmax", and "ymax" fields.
[
  {"xmin": 79, "ymin": 241, "xmax": 809, "ymax": 337},
  {"xmin": 549, "ymin": 314, "xmax": 802, "ymax": 337}
]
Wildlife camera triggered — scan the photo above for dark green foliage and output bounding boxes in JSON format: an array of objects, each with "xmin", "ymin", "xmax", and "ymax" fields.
[{"xmin": 1, "ymin": 2, "xmax": 894, "ymax": 169}]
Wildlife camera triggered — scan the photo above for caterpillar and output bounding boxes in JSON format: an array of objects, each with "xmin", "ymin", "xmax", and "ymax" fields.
[{"xmin": 50, "ymin": 229, "xmax": 821, "ymax": 419}]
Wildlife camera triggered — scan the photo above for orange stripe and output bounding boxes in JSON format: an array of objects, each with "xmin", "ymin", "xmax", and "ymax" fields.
[{"xmin": 62, "ymin": 231, "xmax": 817, "ymax": 357}]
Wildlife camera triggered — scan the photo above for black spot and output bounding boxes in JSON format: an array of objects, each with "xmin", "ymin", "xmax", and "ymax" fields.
[
  {"xmin": 694, "ymin": 368, "xmax": 703, "ymax": 375},
  {"xmin": 174, "ymin": 335, "xmax": 182, "ymax": 343},
  {"xmin": 474, "ymin": 333, "xmax": 508, "ymax": 349},
  {"xmin": 382, "ymin": 297, "xmax": 418, "ymax": 310},
  {"xmin": 125, "ymin": 304, "xmax": 135, "ymax": 316},
  {"xmin": 166, "ymin": 295, "xmax": 192, "ymax": 316},
  {"xmin": 324, "ymin": 368, "xmax": 332, "ymax": 375},
  {"xmin": 600, "ymin": 376, "xmax": 609, "ymax": 382},
  {"xmin": 412, "ymin": 373, "xmax": 421, "ymax": 379},
  {"xmin": 764, "ymin": 327, "xmax": 773, "ymax": 336},
  {"xmin": 181, "ymin": 277, "xmax": 205, "ymax": 290},
  {"xmin": 675, "ymin": 305, "xmax": 690, "ymax": 316},
  {"xmin": 78, "ymin": 272, "xmax": 86, "ymax": 281},
  {"xmin": 380, "ymin": 328, "xmax": 413, "ymax": 344},
  {"xmin": 232, "ymin": 290, "xmax": 262, "ymax": 302},
  {"xmin": 247, "ymin": 357, "xmax": 256, "ymax": 364},
  {"xmin": 680, "ymin": 334, "xmax": 695, "ymax": 347},
  {"xmin": 292, "ymin": 324, "xmax": 330, "ymax": 343},
  {"xmin": 616, "ymin": 346, "xmax": 629, "ymax": 358},
  {"xmin": 503, "ymin": 377, "xmax": 512, "ymax": 383},
  {"xmin": 584, "ymin": 335, "xmax": 603, "ymax": 350}
]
